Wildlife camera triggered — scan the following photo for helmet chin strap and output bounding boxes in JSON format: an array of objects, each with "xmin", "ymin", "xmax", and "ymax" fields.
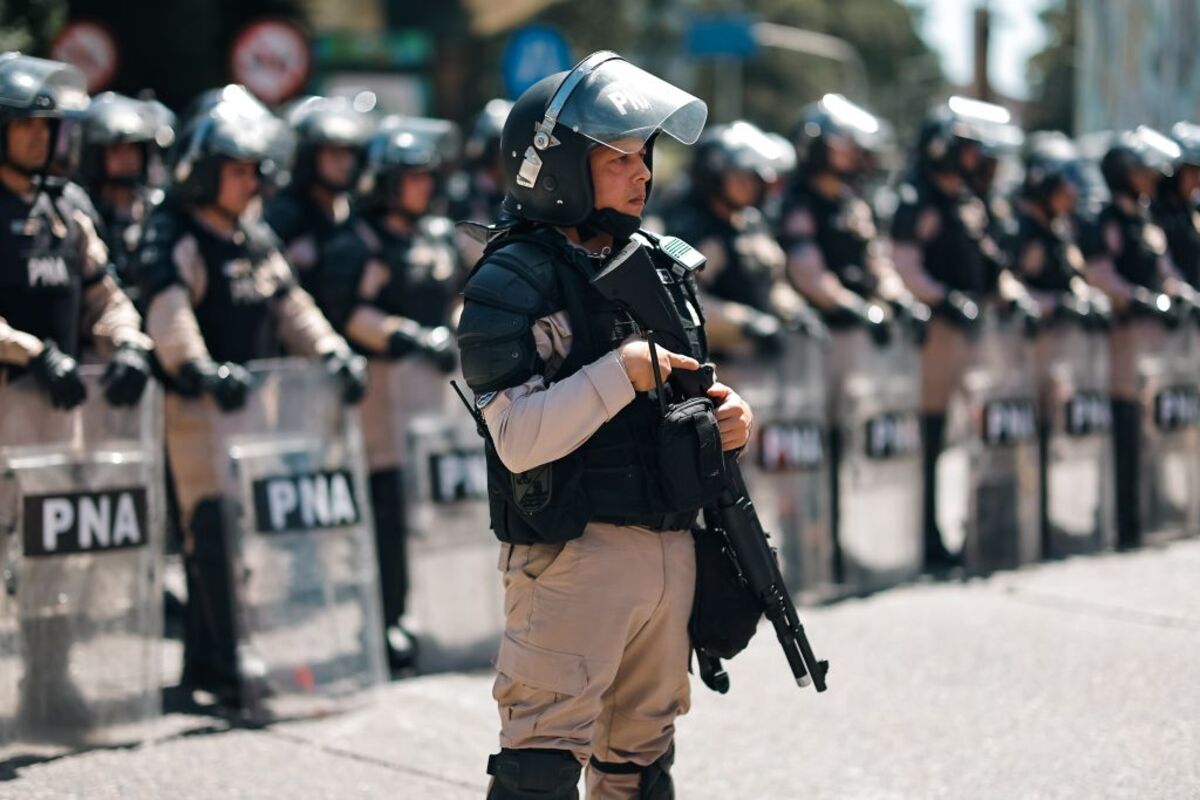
[{"xmin": 577, "ymin": 206, "xmax": 641, "ymax": 245}]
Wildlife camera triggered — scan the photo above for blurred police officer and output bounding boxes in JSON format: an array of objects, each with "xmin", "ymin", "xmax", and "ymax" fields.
[
  {"xmin": 891, "ymin": 101, "xmax": 1040, "ymax": 570},
  {"xmin": 0, "ymin": 53, "xmax": 154, "ymax": 732},
  {"xmin": 665, "ymin": 120, "xmax": 818, "ymax": 360},
  {"xmin": 1153, "ymin": 122, "xmax": 1200, "ymax": 290},
  {"xmin": 79, "ymin": 92, "xmax": 175, "ymax": 295},
  {"xmin": 449, "ymin": 99, "xmax": 513, "ymax": 267},
  {"xmin": 318, "ymin": 119, "xmax": 463, "ymax": 670},
  {"xmin": 1082, "ymin": 127, "xmax": 1189, "ymax": 549},
  {"xmin": 265, "ymin": 96, "xmax": 373, "ymax": 296},
  {"xmin": 456, "ymin": 52, "xmax": 752, "ymax": 798},
  {"xmin": 138, "ymin": 85, "xmax": 367, "ymax": 706}
]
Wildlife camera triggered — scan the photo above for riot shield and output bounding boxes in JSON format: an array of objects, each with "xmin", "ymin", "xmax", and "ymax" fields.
[
  {"xmin": 0, "ymin": 369, "xmax": 164, "ymax": 752},
  {"xmin": 725, "ymin": 331, "xmax": 835, "ymax": 603},
  {"xmin": 1038, "ymin": 323, "xmax": 1115, "ymax": 556},
  {"xmin": 830, "ymin": 328, "xmax": 924, "ymax": 593},
  {"xmin": 404, "ymin": 410, "xmax": 502, "ymax": 671},
  {"xmin": 1135, "ymin": 328, "xmax": 1199, "ymax": 544},
  {"xmin": 209, "ymin": 359, "xmax": 386, "ymax": 718},
  {"xmin": 938, "ymin": 313, "xmax": 1041, "ymax": 574}
]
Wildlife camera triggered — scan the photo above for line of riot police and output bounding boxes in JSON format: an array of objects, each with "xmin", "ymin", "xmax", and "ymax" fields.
[{"xmin": 3, "ymin": 45, "xmax": 1199, "ymax": 758}]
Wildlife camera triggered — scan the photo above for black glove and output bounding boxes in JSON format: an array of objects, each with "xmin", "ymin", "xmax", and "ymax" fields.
[
  {"xmin": 177, "ymin": 360, "xmax": 252, "ymax": 412},
  {"xmin": 740, "ymin": 311, "xmax": 786, "ymax": 358},
  {"xmin": 325, "ymin": 351, "xmax": 368, "ymax": 404},
  {"xmin": 1128, "ymin": 287, "xmax": 1174, "ymax": 325},
  {"xmin": 935, "ymin": 290, "xmax": 980, "ymax": 329},
  {"xmin": 890, "ymin": 298, "xmax": 931, "ymax": 344},
  {"xmin": 1170, "ymin": 288, "xmax": 1200, "ymax": 326},
  {"xmin": 387, "ymin": 325, "xmax": 459, "ymax": 374},
  {"xmin": 29, "ymin": 339, "xmax": 87, "ymax": 410},
  {"xmin": 101, "ymin": 343, "xmax": 153, "ymax": 406},
  {"xmin": 1008, "ymin": 295, "xmax": 1043, "ymax": 338},
  {"xmin": 1054, "ymin": 293, "xmax": 1092, "ymax": 326},
  {"xmin": 828, "ymin": 299, "xmax": 891, "ymax": 347},
  {"xmin": 786, "ymin": 306, "xmax": 829, "ymax": 342}
]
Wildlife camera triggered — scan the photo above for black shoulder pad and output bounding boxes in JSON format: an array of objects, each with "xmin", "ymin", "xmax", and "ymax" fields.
[
  {"xmin": 313, "ymin": 226, "xmax": 372, "ymax": 331},
  {"xmin": 462, "ymin": 239, "xmax": 563, "ymax": 317},
  {"xmin": 137, "ymin": 206, "xmax": 188, "ymax": 300},
  {"xmin": 264, "ymin": 190, "xmax": 310, "ymax": 245},
  {"xmin": 456, "ymin": 298, "xmax": 543, "ymax": 395}
]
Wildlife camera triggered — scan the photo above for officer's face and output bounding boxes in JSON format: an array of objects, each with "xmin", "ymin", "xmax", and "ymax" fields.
[
  {"xmin": 1128, "ymin": 166, "xmax": 1158, "ymax": 198},
  {"xmin": 957, "ymin": 142, "xmax": 981, "ymax": 174},
  {"xmin": 1177, "ymin": 164, "xmax": 1200, "ymax": 201},
  {"xmin": 590, "ymin": 138, "xmax": 651, "ymax": 218},
  {"xmin": 722, "ymin": 170, "xmax": 763, "ymax": 210},
  {"xmin": 1047, "ymin": 182, "xmax": 1078, "ymax": 218},
  {"xmin": 6, "ymin": 117, "xmax": 51, "ymax": 172},
  {"xmin": 215, "ymin": 160, "xmax": 261, "ymax": 217},
  {"xmin": 396, "ymin": 169, "xmax": 434, "ymax": 216},
  {"xmin": 316, "ymin": 145, "xmax": 357, "ymax": 190},
  {"xmin": 104, "ymin": 142, "xmax": 145, "ymax": 181},
  {"xmin": 826, "ymin": 137, "xmax": 858, "ymax": 176}
]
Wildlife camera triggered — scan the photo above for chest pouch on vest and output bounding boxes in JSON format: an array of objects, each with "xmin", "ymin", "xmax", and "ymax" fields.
[{"xmin": 648, "ymin": 340, "xmax": 729, "ymax": 510}]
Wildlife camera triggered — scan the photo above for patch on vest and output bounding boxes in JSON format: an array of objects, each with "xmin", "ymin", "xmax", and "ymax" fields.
[{"xmin": 512, "ymin": 464, "xmax": 552, "ymax": 513}]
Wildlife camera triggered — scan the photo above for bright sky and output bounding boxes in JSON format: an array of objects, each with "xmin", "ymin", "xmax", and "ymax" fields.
[{"xmin": 911, "ymin": 0, "xmax": 1053, "ymax": 100}]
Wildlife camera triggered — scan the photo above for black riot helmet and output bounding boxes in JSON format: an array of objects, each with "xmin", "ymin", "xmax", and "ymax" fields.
[
  {"xmin": 357, "ymin": 115, "xmax": 461, "ymax": 214},
  {"xmin": 169, "ymin": 84, "xmax": 280, "ymax": 207},
  {"xmin": 945, "ymin": 96, "xmax": 1023, "ymax": 195},
  {"xmin": 793, "ymin": 93, "xmax": 882, "ymax": 177},
  {"xmin": 691, "ymin": 120, "xmax": 783, "ymax": 208},
  {"xmin": 1100, "ymin": 125, "xmax": 1180, "ymax": 199},
  {"xmin": 1160, "ymin": 121, "xmax": 1200, "ymax": 202},
  {"xmin": 1021, "ymin": 131, "xmax": 1079, "ymax": 210},
  {"xmin": 499, "ymin": 51, "xmax": 708, "ymax": 227},
  {"xmin": 286, "ymin": 95, "xmax": 374, "ymax": 191},
  {"xmin": 465, "ymin": 98, "xmax": 512, "ymax": 171},
  {"xmin": 914, "ymin": 99, "xmax": 987, "ymax": 179},
  {"xmin": 80, "ymin": 92, "xmax": 176, "ymax": 191},
  {"xmin": 0, "ymin": 53, "xmax": 89, "ymax": 176}
]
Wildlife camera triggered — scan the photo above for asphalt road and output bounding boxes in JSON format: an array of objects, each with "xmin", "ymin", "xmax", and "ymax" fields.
[{"xmin": 3, "ymin": 539, "xmax": 1198, "ymax": 799}]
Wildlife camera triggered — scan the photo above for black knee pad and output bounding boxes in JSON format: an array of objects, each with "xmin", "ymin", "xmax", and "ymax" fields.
[
  {"xmin": 487, "ymin": 748, "xmax": 581, "ymax": 799},
  {"xmin": 590, "ymin": 742, "xmax": 675, "ymax": 799}
]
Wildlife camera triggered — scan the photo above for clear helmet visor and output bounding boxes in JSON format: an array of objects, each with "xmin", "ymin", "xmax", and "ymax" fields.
[{"xmin": 554, "ymin": 54, "xmax": 708, "ymax": 153}]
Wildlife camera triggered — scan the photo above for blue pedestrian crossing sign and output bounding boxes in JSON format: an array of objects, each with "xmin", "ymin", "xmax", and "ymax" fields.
[{"xmin": 502, "ymin": 25, "xmax": 573, "ymax": 100}]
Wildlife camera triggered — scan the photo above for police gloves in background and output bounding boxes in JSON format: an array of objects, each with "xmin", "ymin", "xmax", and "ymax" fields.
[
  {"xmin": 935, "ymin": 290, "xmax": 980, "ymax": 329},
  {"xmin": 29, "ymin": 340, "xmax": 87, "ymax": 410},
  {"xmin": 324, "ymin": 350, "xmax": 369, "ymax": 404},
  {"xmin": 101, "ymin": 342, "xmax": 153, "ymax": 406},
  {"xmin": 176, "ymin": 360, "xmax": 252, "ymax": 411},
  {"xmin": 386, "ymin": 324, "xmax": 459, "ymax": 374}
]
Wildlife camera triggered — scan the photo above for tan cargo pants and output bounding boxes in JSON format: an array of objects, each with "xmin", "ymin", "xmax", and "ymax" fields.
[
  {"xmin": 921, "ymin": 317, "xmax": 975, "ymax": 413},
  {"xmin": 493, "ymin": 522, "xmax": 696, "ymax": 799}
]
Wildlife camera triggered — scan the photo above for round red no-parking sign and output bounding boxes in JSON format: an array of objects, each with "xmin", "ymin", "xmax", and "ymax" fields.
[
  {"xmin": 230, "ymin": 18, "xmax": 311, "ymax": 106},
  {"xmin": 52, "ymin": 20, "xmax": 119, "ymax": 93}
]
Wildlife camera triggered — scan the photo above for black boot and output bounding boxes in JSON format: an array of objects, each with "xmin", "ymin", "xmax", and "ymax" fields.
[
  {"xmin": 487, "ymin": 748, "xmax": 581, "ymax": 799},
  {"xmin": 829, "ymin": 426, "xmax": 845, "ymax": 584},
  {"xmin": 591, "ymin": 742, "xmax": 676, "ymax": 799},
  {"xmin": 182, "ymin": 498, "xmax": 265, "ymax": 709},
  {"xmin": 1112, "ymin": 400, "xmax": 1142, "ymax": 550},
  {"xmin": 921, "ymin": 413, "xmax": 959, "ymax": 571},
  {"xmin": 369, "ymin": 469, "xmax": 416, "ymax": 671}
]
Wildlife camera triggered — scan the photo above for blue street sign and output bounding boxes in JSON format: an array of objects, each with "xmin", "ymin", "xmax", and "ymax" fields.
[
  {"xmin": 502, "ymin": 25, "xmax": 573, "ymax": 100},
  {"xmin": 686, "ymin": 16, "xmax": 759, "ymax": 58}
]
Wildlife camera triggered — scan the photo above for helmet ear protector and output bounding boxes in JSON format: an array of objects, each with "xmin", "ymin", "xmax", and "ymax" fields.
[{"xmin": 515, "ymin": 50, "xmax": 622, "ymax": 190}]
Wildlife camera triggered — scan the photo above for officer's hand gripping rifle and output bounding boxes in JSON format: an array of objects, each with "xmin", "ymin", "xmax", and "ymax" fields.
[{"xmin": 590, "ymin": 233, "xmax": 829, "ymax": 693}]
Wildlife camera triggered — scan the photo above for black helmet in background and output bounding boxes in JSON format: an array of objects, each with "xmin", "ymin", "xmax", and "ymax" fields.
[
  {"xmin": 285, "ymin": 95, "xmax": 374, "ymax": 191},
  {"xmin": 169, "ymin": 84, "xmax": 280, "ymax": 207},
  {"xmin": 913, "ymin": 98, "xmax": 988, "ymax": 179},
  {"xmin": 1100, "ymin": 125, "xmax": 1180, "ymax": 199},
  {"xmin": 81, "ymin": 92, "xmax": 175, "ymax": 191},
  {"xmin": 691, "ymin": 119, "xmax": 784, "ymax": 208},
  {"xmin": 356, "ymin": 115, "xmax": 461, "ymax": 214},
  {"xmin": 499, "ymin": 50, "xmax": 707, "ymax": 227},
  {"xmin": 793, "ymin": 93, "xmax": 883, "ymax": 178},
  {"xmin": 0, "ymin": 52, "xmax": 89, "ymax": 178}
]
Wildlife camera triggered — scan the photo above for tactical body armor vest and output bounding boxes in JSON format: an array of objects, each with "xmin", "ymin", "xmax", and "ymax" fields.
[
  {"xmin": 782, "ymin": 179, "xmax": 879, "ymax": 298},
  {"xmin": 1095, "ymin": 202, "xmax": 1167, "ymax": 291},
  {"xmin": 666, "ymin": 196, "xmax": 780, "ymax": 312},
  {"xmin": 458, "ymin": 225, "xmax": 710, "ymax": 544},
  {"xmin": 899, "ymin": 178, "xmax": 997, "ymax": 296},
  {"xmin": 1014, "ymin": 212, "xmax": 1082, "ymax": 295},
  {"xmin": 1153, "ymin": 197, "xmax": 1200, "ymax": 288},
  {"xmin": 0, "ymin": 183, "xmax": 89, "ymax": 366}
]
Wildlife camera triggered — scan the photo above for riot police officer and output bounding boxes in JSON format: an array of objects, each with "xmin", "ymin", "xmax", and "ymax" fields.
[
  {"xmin": 892, "ymin": 101, "xmax": 1040, "ymax": 570},
  {"xmin": 960, "ymin": 98, "xmax": 1024, "ymax": 259},
  {"xmin": 664, "ymin": 120, "xmax": 817, "ymax": 360},
  {"xmin": 265, "ymin": 96, "xmax": 373, "ymax": 297},
  {"xmin": 1153, "ymin": 122, "xmax": 1200, "ymax": 289},
  {"xmin": 449, "ymin": 99, "xmax": 513, "ymax": 267},
  {"xmin": 318, "ymin": 119, "xmax": 463, "ymax": 670},
  {"xmin": 456, "ymin": 52, "xmax": 751, "ymax": 798},
  {"xmin": 780, "ymin": 94, "xmax": 928, "ymax": 580},
  {"xmin": 1082, "ymin": 127, "xmax": 1189, "ymax": 549},
  {"xmin": 79, "ymin": 92, "xmax": 175, "ymax": 295},
  {"xmin": 0, "ymin": 54, "xmax": 154, "ymax": 734},
  {"xmin": 139, "ymin": 85, "xmax": 368, "ymax": 707}
]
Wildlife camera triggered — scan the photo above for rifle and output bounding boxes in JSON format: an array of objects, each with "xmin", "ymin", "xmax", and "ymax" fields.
[{"xmin": 591, "ymin": 233, "xmax": 829, "ymax": 693}]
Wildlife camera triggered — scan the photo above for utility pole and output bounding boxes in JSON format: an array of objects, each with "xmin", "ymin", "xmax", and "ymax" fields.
[{"xmin": 972, "ymin": 1, "xmax": 992, "ymax": 101}]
